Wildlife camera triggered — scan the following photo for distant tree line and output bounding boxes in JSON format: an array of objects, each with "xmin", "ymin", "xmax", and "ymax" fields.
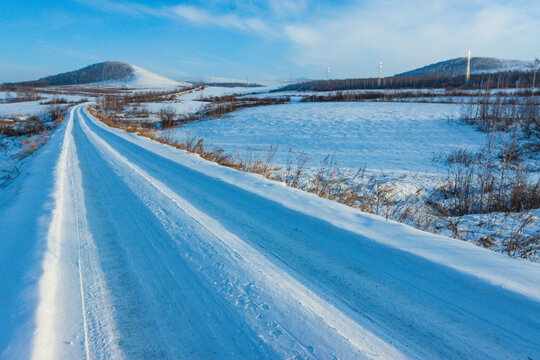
[
  {"xmin": 0, "ymin": 85, "xmax": 42, "ymax": 102},
  {"xmin": 275, "ymin": 71, "xmax": 537, "ymax": 92},
  {"xmin": 205, "ymin": 82, "xmax": 265, "ymax": 88}
]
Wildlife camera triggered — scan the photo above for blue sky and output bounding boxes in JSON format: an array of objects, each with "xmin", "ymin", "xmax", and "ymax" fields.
[{"xmin": 1, "ymin": 0, "xmax": 539, "ymax": 82}]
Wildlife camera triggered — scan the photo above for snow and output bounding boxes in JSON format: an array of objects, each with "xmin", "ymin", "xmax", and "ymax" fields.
[
  {"xmin": 166, "ymin": 102, "xmax": 486, "ymax": 174},
  {"xmin": 77, "ymin": 64, "xmax": 190, "ymax": 89},
  {"xmin": 472, "ymin": 59, "xmax": 535, "ymax": 74},
  {"xmin": 141, "ymin": 101, "xmax": 207, "ymax": 115},
  {"xmin": 134, "ymin": 85, "xmax": 275, "ymax": 116},
  {"xmin": 40, "ymin": 94, "xmax": 91, "ymax": 102},
  {"xmin": 183, "ymin": 85, "xmax": 271, "ymax": 98},
  {"xmin": 1, "ymin": 104, "xmax": 538, "ymax": 359},
  {"xmin": 129, "ymin": 65, "xmax": 189, "ymax": 88},
  {"xmin": 0, "ymin": 93, "xmax": 91, "ymax": 116},
  {"xmin": 0, "ymin": 100, "xmax": 51, "ymax": 116},
  {"xmin": 0, "ymin": 135, "xmax": 22, "ymax": 181},
  {"xmin": 0, "ymin": 122, "xmax": 67, "ymax": 359},
  {"xmin": 0, "ymin": 92, "xmax": 10, "ymax": 102}
]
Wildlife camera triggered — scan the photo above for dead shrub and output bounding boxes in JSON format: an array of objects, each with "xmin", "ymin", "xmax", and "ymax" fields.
[
  {"xmin": 445, "ymin": 149, "xmax": 479, "ymax": 166},
  {"xmin": 159, "ymin": 106, "xmax": 177, "ymax": 129},
  {"xmin": 89, "ymin": 107, "xmax": 540, "ymax": 260},
  {"xmin": 501, "ymin": 214, "xmax": 539, "ymax": 259},
  {"xmin": 17, "ymin": 133, "xmax": 49, "ymax": 158}
]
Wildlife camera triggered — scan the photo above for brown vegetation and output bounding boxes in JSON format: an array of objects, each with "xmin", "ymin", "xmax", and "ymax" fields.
[
  {"xmin": 95, "ymin": 92, "xmax": 290, "ymax": 130},
  {"xmin": 300, "ymin": 89, "xmax": 538, "ymax": 105},
  {"xmin": 0, "ymin": 85, "xmax": 44, "ymax": 103}
]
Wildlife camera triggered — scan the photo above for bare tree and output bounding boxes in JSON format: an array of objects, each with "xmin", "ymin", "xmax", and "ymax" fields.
[{"xmin": 159, "ymin": 106, "xmax": 177, "ymax": 129}]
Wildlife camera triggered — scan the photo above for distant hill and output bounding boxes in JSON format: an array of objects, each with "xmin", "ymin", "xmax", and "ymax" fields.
[
  {"xmin": 395, "ymin": 57, "xmax": 533, "ymax": 77},
  {"xmin": 275, "ymin": 56, "xmax": 536, "ymax": 92},
  {"xmin": 11, "ymin": 61, "xmax": 188, "ymax": 88}
]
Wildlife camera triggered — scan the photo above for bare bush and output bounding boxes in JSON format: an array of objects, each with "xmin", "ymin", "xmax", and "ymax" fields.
[
  {"xmin": 501, "ymin": 214, "xmax": 539, "ymax": 259},
  {"xmin": 159, "ymin": 106, "xmax": 177, "ymax": 129},
  {"xmin": 40, "ymin": 97, "xmax": 69, "ymax": 105},
  {"xmin": 17, "ymin": 133, "xmax": 49, "ymax": 158},
  {"xmin": 445, "ymin": 149, "xmax": 479, "ymax": 166},
  {"xmin": 90, "ymin": 107, "xmax": 540, "ymax": 260}
]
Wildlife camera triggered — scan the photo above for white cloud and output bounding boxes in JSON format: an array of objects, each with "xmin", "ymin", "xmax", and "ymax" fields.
[
  {"xmin": 172, "ymin": 5, "xmax": 277, "ymax": 38},
  {"xmin": 284, "ymin": 24, "xmax": 319, "ymax": 47},
  {"xmin": 280, "ymin": 0, "xmax": 540, "ymax": 76},
  {"xmin": 72, "ymin": 0, "xmax": 540, "ymax": 77},
  {"xmin": 72, "ymin": 0, "xmax": 167, "ymax": 17},
  {"xmin": 268, "ymin": 0, "xmax": 309, "ymax": 17}
]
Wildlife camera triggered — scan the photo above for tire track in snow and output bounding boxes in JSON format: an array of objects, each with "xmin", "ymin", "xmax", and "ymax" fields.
[
  {"xmin": 80, "ymin": 104, "xmax": 540, "ymax": 359},
  {"xmin": 32, "ymin": 106, "xmax": 122, "ymax": 360},
  {"xmin": 73, "ymin": 109, "xmax": 276, "ymax": 358},
  {"xmin": 78, "ymin": 105, "xmax": 406, "ymax": 359}
]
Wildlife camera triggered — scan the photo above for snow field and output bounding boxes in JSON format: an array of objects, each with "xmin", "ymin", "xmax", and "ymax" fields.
[{"xmin": 166, "ymin": 101, "xmax": 486, "ymax": 175}]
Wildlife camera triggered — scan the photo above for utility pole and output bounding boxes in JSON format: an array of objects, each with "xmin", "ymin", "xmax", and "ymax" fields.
[
  {"xmin": 532, "ymin": 58, "xmax": 538, "ymax": 89},
  {"xmin": 378, "ymin": 61, "xmax": 383, "ymax": 87},
  {"xmin": 466, "ymin": 50, "xmax": 471, "ymax": 85},
  {"xmin": 531, "ymin": 58, "xmax": 538, "ymax": 115}
]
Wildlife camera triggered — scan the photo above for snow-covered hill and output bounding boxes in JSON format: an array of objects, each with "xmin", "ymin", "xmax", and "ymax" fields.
[
  {"xmin": 104, "ymin": 64, "xmax": 188, "ymax": 89},
  {"xmin": 12, "ymin": 61, "xmax": 189, "ymax": 89},
  {"xmin": 396, "ymin": 57, "xmax": 534, "ymax": 77}
]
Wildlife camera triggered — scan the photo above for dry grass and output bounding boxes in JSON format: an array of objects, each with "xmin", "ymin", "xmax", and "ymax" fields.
[
  {"xmin": 17, "ymin": 133, "xmax": 50, "ymax": 158},
  {"xmin": 95, "ymin": 91, "xmax": 290, "ymax": 130},
  {"xmin": 0, "ymin": 106, "xmax": 67, "ymax": 187},
  {"xmin": 501, "ymin": 214, "xmax": 539, "ymax": 259},
  {"xmin": 90, "ymin": 107, "xmax": 540, "ymax": 260},
  {"xmin": 91, "ymin": 107, "xmax": 437, "ymax": 230}
]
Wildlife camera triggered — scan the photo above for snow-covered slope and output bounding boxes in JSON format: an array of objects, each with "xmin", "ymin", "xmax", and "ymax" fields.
[
  {"xmin": 114, "ymin": 64, "xmax": 188, "ymax": 89},
  {"xmin": 396, "ymin": 57, "xmax": 534, "ymax": 77},
  {"xmin": 82, "ymin": 63, "xmax": 189, "ymax": 89},
  {"xmin": 0, "ymin": 104, "xmax": 538, "ymax": 359}
]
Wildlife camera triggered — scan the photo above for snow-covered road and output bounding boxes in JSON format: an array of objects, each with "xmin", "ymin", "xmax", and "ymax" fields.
[{"xmin": 1, "ymin": 104, "xmax": 539, "ymax": 359}]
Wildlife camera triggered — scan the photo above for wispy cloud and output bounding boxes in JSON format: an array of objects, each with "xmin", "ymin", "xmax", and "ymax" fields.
[
  {"xmin": 73, "ymin": 0, "xmax": 278, "ymax": 37},
  {"xmin": 72, "ymin": 0, "xmax": 167, "ymax": 17},
  {"xmin": 71, "ymin": 0, "xmax": 540, "ymax": 77},
  {"xmin": 268, "ymin": 0, "xmax": 309, "ymax": 17},
  {"xmin": 282, "ymin": 0, "xmax": 540, "ymax": 76},
  {"xmin": 171, "ymin": 5, "xmax": 277, "ymax": 38}
]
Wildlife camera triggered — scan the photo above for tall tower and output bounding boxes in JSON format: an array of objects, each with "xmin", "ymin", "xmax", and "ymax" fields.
[
  {"xmin": 466, "ymin": 50, "xmax": 471, "ymax": 85},
  {"xmin": 327, "ymin": 66, "xmax": 331, "ymax": 80},
  {"xmin": 378, "ymin": 61, "xmax": 383, "ymax": 87}
]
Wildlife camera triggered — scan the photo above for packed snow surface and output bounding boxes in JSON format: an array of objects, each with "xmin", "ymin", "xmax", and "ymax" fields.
[
  {"xmin": 0, "ymin": 104, "xmax": 538, "ymax": 359},
  {"xmin": 168, "ymin": 102, "xmax": 486, "ymax": 174}
]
